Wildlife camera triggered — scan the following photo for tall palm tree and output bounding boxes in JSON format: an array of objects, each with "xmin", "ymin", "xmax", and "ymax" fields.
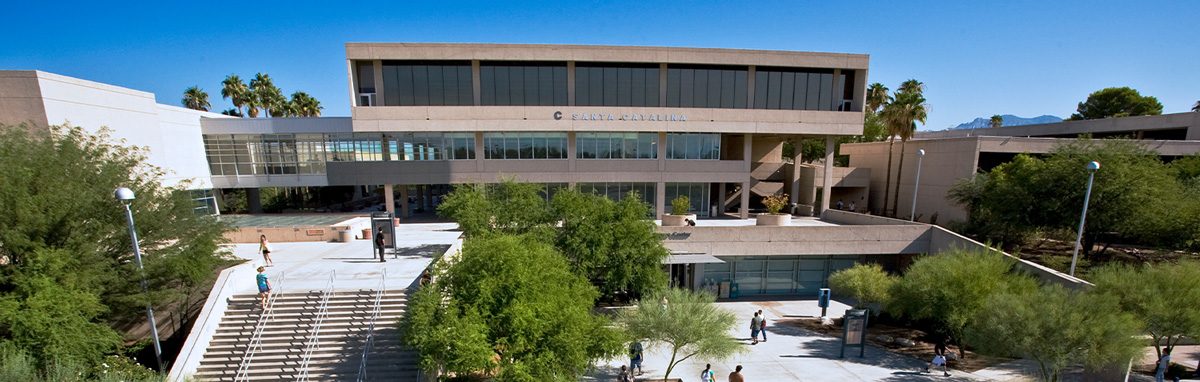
[
  {"xmin": 885, "ymin": 91, "xmax": 929, "ymax": 218},
  {"xmin": 250, "ymin": 73, "xmax": 285, "ymax": 118},
  {"xmin": 898, "ymin": 79, "xmax": 926, "ymax": 95},
  {"xmin": 288, "ymin": 91, "xmax": 323, "ymax": 117},
  {"xmin": 220, "ymin": 108, "xmax": 242, "ymax": 117},
  {"xmin": 989, "ymin": 115, "xmax": 1003, "ymax": 128},
  {"xmin": 880, "ymin": 97, "xmax": 900, "ymax": 215},
  {"xmin": 182, "ymin": 86, "xmax": 211, "ymax": 111},
  {"xmin": 866, "ymin": 83, "xmax": 889, "ymax": 114},
  {"xmin": 243, "ymin": 89, "xmax": 260, "ymax": 118},
  {"xmin": 221, "ymin": 75, "xmax": 251, "ymax": 117}
]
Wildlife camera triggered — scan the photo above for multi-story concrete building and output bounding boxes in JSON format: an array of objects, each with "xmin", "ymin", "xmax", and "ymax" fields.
[{"xmin": 202, "ymin": 43, "xmax": 872, "ymax": 218}]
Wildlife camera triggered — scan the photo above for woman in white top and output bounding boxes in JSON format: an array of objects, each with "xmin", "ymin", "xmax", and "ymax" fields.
[
  {"xmin": 259, "ymin": 235, "xmax": 274, "ymax": 266},
  {"xmin": 700, "ymin": 363, "xmax": 715, "ymax": 382}
]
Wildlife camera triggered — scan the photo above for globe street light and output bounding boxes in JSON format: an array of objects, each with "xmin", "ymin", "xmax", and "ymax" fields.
[
  {"xmin": 910, "ymin": 149, "xmax": 926, "ymax": 222},
  {"xmin": 115, "ymin": 187, "xmax": 163, "ymax": 370},
  {"xmin": 1069, "ymin": 161, "xmax": 1100, "ymax": 277}
]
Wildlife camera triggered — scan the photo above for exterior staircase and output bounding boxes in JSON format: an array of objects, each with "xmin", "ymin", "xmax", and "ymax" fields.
[{"xmin": 194, "ymin": 289, "xmax": 418, "ymax": 382}]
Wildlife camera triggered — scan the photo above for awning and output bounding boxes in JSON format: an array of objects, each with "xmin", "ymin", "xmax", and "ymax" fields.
[{"xmin": 663, "ymin": 254, "xmax": 725, "ymax": 264}]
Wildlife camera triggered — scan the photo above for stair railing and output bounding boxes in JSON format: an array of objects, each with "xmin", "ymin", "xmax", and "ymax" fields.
[
  {"xmin": 235, "ymin": 271, "xmax": 284, "ymax": 382},
  {"xmin": 296, "ymin": 270, "xmax": 336, "ymax": 381},
  {"xmin": 356, "ymin": 269, "xmax": 387, "ymax": 382}
]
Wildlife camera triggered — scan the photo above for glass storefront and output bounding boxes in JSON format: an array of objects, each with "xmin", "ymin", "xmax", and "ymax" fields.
[
  {"xmin": 664, "ymin": 182, "xmax": 710, "ymax": 216},
  {"xmin": 703, "ymin": 255, "xmax": 874, "ymax": 296}
]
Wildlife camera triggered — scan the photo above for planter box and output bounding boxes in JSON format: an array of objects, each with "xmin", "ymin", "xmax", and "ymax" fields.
[
  {"xmin": 662, "ymin": 214, "xmax": 696, "ymax": 227},
  {"xmin": 795, "ymin": 204, "xmax": 814, "ymax": 216},
  {"xmin": 756, "ymin": 213, "xmax": 791, "ymax": 226}
]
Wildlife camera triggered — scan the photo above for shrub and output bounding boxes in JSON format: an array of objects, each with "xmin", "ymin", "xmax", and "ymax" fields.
[
  {"xmin": 827, "ymin": 263, "xmax": 897, "ymax": 311},
  {"xmin": 670, "ymin": 195, "xmax": 691, "ymax": 215},
  {"xmin": 763, "ymin": 193, "xmax": 789, "ymax": 215}
]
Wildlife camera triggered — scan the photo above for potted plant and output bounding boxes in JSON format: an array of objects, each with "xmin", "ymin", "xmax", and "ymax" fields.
[
  {"xmin": 662, "ymin": 195, "xmax": 696, "ymax": 227},
  {"xmin": 757, "ymin": 193, "xmax": 791, "ymax": 226}
]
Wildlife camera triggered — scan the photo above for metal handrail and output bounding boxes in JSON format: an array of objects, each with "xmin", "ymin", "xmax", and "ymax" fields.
[
  {"xmin": 235, "ymin": 271, "xmax": 284, "ymax": 382},
  {"xmin": 297, "ymin": 270, "xmax": 336, "ymax": 381},
  {"xmin": 356, "ymin": 269, "xmax": 387, "ymax": 382}
]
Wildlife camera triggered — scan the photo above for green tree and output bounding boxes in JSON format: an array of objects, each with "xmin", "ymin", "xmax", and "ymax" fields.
[
  {"xmin": 249, "ymin": 73, "xmax": 285, "ymax": 118},
  {"xmin": 437, "ymin": 181, "xmax": 556, "ymax": 238},
  {"xmin": 0, "ymin": 124, "xmax": 231, "ymax": 370},
  {"xmin": 181, "ymin": 86, "xmax": 210, "ymax": 111},
  {"xmin": 1068, "ymin": 87, "xmax": 1163, "ymax": 120},
  {"xmin": 552, "ymin": 189, "xmax": 668, "ymax": 298},
  {"xmin": 287, "ymin": 91, "xmax": 323, "ymax": 117},
  {"xmin": 989, "ymin": 115, "xmax": 1003, "ymax": 128},
  {"xmin": 619, "ymin": 288, "xmax": 742, "ymax": 381},
  {"xmin": 1089, "ymin": 261, "xmax": 1200, "ymax": 363},
  {"xmin": 966, "ymin": 285, "xmax": 1143, "ymax": 382},
  {"xmin": 887, "ymin": 248, "xmax": 1037, "ymax": 357},
  {"xmin": 827, "ymin": 263, "xmax": 897, "ymax": 310},
  {"xmin": 882, "ymin": 88, "xmax": 929, "ymax": 217},
  {"xmin": 402, "ymin": 235, "xmax": 623, "ymax": 381},
  {"xmin": 220, "ymin": 75, "xmax": 251, "ymax": 117}
]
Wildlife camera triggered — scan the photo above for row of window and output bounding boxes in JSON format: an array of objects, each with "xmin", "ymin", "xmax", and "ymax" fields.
[
  {"xmin": 482, "ymin": 132, "xmax": 569, "ymax": 159},
  {"xmin": 359, "ymin": 61, "xmax": 856, "ymax": 110}
]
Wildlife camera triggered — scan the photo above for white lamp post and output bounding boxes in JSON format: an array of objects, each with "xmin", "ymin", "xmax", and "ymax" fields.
[
  {"xmin": 1069, "ymin": 161, "xmax": 1100, "ymax": 277},
  {"xmin": 910, "ymin": 149, "xmax": 925, "ymax": 222},
  {"xmin": 115, "ymin": 187, "xmax": 163, "ymax": 370}
]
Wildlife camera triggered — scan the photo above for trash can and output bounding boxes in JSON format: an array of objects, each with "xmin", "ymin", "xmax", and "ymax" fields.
[
  {"xmin": 730, "ymin": 282, "xmax": 739, "ymax": 299},
  {"xmin": 338, "ymin": 230, "xmax": 352, "ymax": 243},
  {"xmin": 361, "ymin": 228, "xmax": 372, "ymax": 240}
]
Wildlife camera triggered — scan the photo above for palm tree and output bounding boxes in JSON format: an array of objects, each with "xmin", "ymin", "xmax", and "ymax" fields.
[
  {"xmin": 250, "ymin": 73, "xmax": 285, "ymax": 118},
  {"xmin": 221, "ymin": 75, "xmax": 251, "ymax": 117},
  {"xmin": 220, "ymin": 108, "xmax": 242, "ymax": 117},
  {"xmin": 898, "ymin": 79, "xmax": 926, "ymax": 95},
  {"xmin": 288, "ymin": 91, "xmax": 323, "ymax": 117},
  {"xmin": 989, "ymin": 115, "xmax": 1003, "ymax": 128},
  {"xmin": 182, "ymin": 86, "xmax": 211, "ymax": 111},
  {"xmin": 866, "ymin": 83, "xmax": 889, "ymax": 114},
  {"xmin": 885, "ymin": 91, "xmax": 929, "ymax": 218},
  {"xmin": 243, "ymin": 89, "xmax": 261, "ymax": 118},
  {"xmin": 880, "ymin": 98, "xmax": 900, "ymax": 215},
  {"xmin": 1193, "ymin": 100, "xmax": 1199, "ymax": 112}
]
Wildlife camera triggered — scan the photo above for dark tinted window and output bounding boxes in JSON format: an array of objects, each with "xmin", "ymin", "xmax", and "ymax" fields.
[
  {"xmin": 666, "ymin": 65, "xmax": 748, "ymax": 109},
  {"xmin": 481, "ymin": 62, "xmax": 568, "ymax": 106},
  {"xmin": 753, "ymin": 67, "xmax": 841, "ymax": 111},
  {"xmin": 575, "ymin": 63, "xmax": 659, "ymax": 107},
  {"xmin": 381, "ymin": 61, "xmax": 472, "ymax": 106}
]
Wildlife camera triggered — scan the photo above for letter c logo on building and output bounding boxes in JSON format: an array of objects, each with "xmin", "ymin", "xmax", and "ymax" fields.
[{"xmin": 553, "ymin": 111, "xmax": 562, "ymax": 120}]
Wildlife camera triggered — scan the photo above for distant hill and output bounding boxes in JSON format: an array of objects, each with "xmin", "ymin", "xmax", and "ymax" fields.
[{"xmin": 948, "ymin": 114, "xmax": 1062, "ymax": 130}]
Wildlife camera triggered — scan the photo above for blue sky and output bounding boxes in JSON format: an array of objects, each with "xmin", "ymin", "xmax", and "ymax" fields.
[{"xmin": 2, "ymin": 0, "xmax": 1196, "ymax": 130}]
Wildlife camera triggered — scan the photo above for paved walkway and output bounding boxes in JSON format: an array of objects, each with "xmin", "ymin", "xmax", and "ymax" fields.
[
  {"xmin": 589, "ymin": 299, "xmax": 993, "ymax": 382},
  {"xmin": 227, "ymin": 222, "xmax": 462, "ymax": 293}
]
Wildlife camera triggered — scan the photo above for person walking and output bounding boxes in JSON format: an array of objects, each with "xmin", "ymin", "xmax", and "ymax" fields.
[
  {"xmin": 728, "ymin": 365, "xmax": 744, "ymax": 382},
  {"xmin": 258, "ymin": 235, "xmax": 274, "ymax": 266},
  {"xmin": 617, "ymin": 365, "xmax": 632, "ymax": 382},
  {"xmin": 757, "ymin": 309, "xmax": 767, "ymax": 342},
  {"xmin": 700, "ymin": 363, "xmax": 716, "ymax": 382},
  {"xmin": 750, "ymin": 311, "xmax": 762, "ymax": 345},
  {"xmin": 629, "ymin": 340, "xmax": 644, "ymax": 375},
  {"xmin": 925, "ymin": 336, "xmax": 950, "ymax": 377},
  {"xmin": 1157, "ymin": 349, "xmax": 1171, "ymax": 382},
  {"xmin": 849, "ymin": 201, "xmax": 857, "ymax": 212},
  {"xmin": 256, "ymin": 266, "xmax": 271, "ymax": 307},
  {"xmin": 374, "ymin": 227, "xmax": 387, "ymax": 262}
]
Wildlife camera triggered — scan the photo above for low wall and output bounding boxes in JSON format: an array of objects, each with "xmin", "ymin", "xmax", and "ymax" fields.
[
  {"xmin": 928, "ymin": 226, "xmax": 1091, "ymax": 290},
  {"xmin": 224, "ymin": 217, "xmax": 373, "ymax": 243},
  {"xmin": 660, "ymin": 225, "xmax": 932, "ymax": 256},
  {"xmin": 168, "ymin": 263, "xmax": 254, "ymax": 381},
  {"xmin": 821, "ymin": 209, "xmax": 925, "ymax": 226}
]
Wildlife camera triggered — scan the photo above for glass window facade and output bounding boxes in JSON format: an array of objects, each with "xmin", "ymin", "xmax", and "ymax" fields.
[
  {"xmin": 482, "ymin": 132, "xmax": 568, "ymax": 159},
  {"xmin": 480, "ymin": 62, "xmax": 568, "ymax": 106},
  {"xmin": 380, "ymin": 61, "xmax": 473, "ymax": 106},
  {"xmin": 576, "ymin": 182, "xmax": 657, "ymax": 215},
  {"xmin": 575, "ymin": 132, "xmax": 657, "ymax": 159},
  {"xmin": 574, "ymin": 64, "xmax": 660, "ymax": 107},
  {"xmin": 326, "ymin": 133, "xmax": 384, "ymax": 162},
  {"xmin": 665, "ymin": 65, "xmax": 748, "ymax": 109},
  {"xmin": 386, "ymin": 132, "xmax": 475, "ymax": 161},
  {"xmin": 752, "ymin": 67, "xmax": 847, "ymax": 111},
  {"xmin": 702, "ymin": 255, "xmax": 872, "ymax": 296},
  {"xmin": 664, "ymin": 182, "xmax": 710, "ymax": 216},
  {"xmin": 666, "ymin": 133, "xmax": 720, "ymax": 160},
  {"xmin": 187, "ymin": 189, "xmax": 218, "ymax": 215}
]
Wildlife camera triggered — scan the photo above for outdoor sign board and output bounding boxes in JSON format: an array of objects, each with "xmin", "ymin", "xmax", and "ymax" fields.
[
  {"xmin": 370, "ymin": 212, "xmax": 395, "ymax": 249},
  {"xmin": 841, "ymin": 309, "xmax": 869, "ymax": 358}
]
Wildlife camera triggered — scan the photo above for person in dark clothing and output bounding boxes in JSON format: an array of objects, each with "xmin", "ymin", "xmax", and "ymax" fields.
[
  {"xmin": 926, "ymin": 336, "xmax": 950, "ymax": 376},
  {"xmin": 374, "ymin": 227, "xmax": 386, "ymax": 262}
]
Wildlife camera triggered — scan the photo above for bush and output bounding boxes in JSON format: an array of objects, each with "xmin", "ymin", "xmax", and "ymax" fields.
[
  {"xmin": 827, "ymin": 263, "xmax": 896, "ymax": 310},
  {"xmin": 670, "ymin": 195, "xmax": 691, "ymax": 215},
  {"xmin": 763, "ymin": 193, "xmax": 789, "ymax": 215}
]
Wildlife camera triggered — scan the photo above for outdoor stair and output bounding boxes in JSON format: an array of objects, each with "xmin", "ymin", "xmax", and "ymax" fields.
[{"xmin": 194, "ymin": 290, "xmax": 418, "ymax": 382}]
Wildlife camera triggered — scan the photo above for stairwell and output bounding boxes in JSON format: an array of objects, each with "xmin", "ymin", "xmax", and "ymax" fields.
[{"xmin": 195, "ymin": 290, "xmax": 417, "ymax": 382}]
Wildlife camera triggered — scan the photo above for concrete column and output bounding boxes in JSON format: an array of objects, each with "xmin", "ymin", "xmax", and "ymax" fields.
[
  {"xmin": 851, "ymin": 69, "xmax": 868, "ymax": 112},
  {"xmin": 417, "ymin": 185, "xmax": 426, "ymax": 211},
  {"xmin": 717, "ymin": 183, "xmax": 727, "ymax": 215},
  {"xmin": 658, "ymin": 63, "xmax": 668, "ymax": 107},
  {"xmin": 567, "ymin": 61, "xmax": 576, "ymax": 106},
  {"xmin": 743, "ymin": 133, "xmax": 753, "ymax": 171},
  {"xmin": 384, "ymin": 184, "xmax": 395, "ymax": 216},
  {"xmin": 818, "ymin": 136, "xmax": 835, "ymax": 216},
  {"xmin": 790, "ymin": 137, "xmax": 803, "ymax": 205},
  {"xmin": 246, "ymin": 188, "xmax": 262, "ymax": 214},
  {"xmin": 746, "ymin": 66, "xmax": 756, "ymax": 108},
  {"xmin": 474, "ymin": 131, "xmax": 485, "ymax": 171},
  {"xmin": 832, "ymin": 69, "xmax": 843, "ymax": 111},
  {"xmin": 655, "ymin": 181, "xmax": 666, "ymax": 220},
  {"xmin": 373, "ymin": 60, "xmax": 384, "ymax": 106},
  {"xmin": 740, "ymin": 181, "xmax": 750, "ymax": 219},
  {"xmin": 399, "ymin": 185, "xmax": 410, "ymax": 218},
  {"xmin": 657, "ymin": 131, "xmax": 667, "ymax": 171},
  {"xmin": 567, "ymin": 131, "xmax": 577, "ymax": 171},
  {"xmin": 471, "ymin": 60, "xmax": 482, "ymax": 106}
]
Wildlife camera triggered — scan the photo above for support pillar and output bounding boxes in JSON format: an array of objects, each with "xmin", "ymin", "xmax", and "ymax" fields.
[
  {"xmin": 818, "ymin": 136, "xmax": 835, "ymax": 216},
  {"xmin": 740, "ymin": 181, "xmax": 750, "ymax": 219},
  {"xmin": 417, "ymin": 185, "xmax": 426, "ymax": 211},
  {"xmin": 717, "ymin": 183, "xmax": 727, "ymax": 215},
  {"xmin": 399, "ymin": 185, "xmax": 410, "ymax": 218},
  {"xmin": 655, "ymin": 181, "xmax": 666, "ymax": 220},
  {"xmin": 384, "ymin": 184, "xmax": 395, "ymax": 216},
  {"xmin": 790, "ymin": 138, "xmax": 803, "ymax": 205},
  {"xmin": 246, "ymin": 188, "xmax": 262, "ymax": 214}
]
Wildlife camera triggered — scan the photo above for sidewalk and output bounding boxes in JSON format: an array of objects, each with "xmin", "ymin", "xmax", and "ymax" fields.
[{"xmin": 589, "ymin": 299, "xmax": 994, "ymax": 381}]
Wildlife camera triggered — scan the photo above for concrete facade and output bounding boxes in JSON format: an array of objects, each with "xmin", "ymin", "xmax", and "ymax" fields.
[{"xmin": 0, "ymin": 70, "xmax": 228, "ymax": 189}]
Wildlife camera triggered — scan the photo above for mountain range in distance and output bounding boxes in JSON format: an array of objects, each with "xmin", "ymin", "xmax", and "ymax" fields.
[{"xmin": 947, "ymin": 114, "xmax": 1063, "ymax": 130}]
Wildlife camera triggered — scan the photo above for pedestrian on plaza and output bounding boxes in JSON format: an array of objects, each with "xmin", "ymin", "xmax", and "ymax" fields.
[
  {"xmin": 374, "ymin": 227, "xmax": 386, "ymax": 262},
  {"xmin": 256, "ymin": 266, "xmax": 271, "ymax": 307},
  {"xmin": 617, "ymin": 365, "xmax": 632, "ymax": 382},
  {"xmin": 836, "ymin": 199, "xmax": 844, "ymax": 210},
  {"xmin": 750, "ymin": 311, "xmax": 762, "ymax": 345},
  {"xmin": 757, "ymin": 309, "xmax": 767, "ymax": 342},
  {"xmin": 700, "ymin": 363, "xmax": 716, "ymax": 382},
  {"xmin": 925, "ymin": 336, "xmax": 950, "ymax": 377},
  {"xmin": 849, "ymin": 201, "xmax": 857, "ymax": 212},
  {"xmin": 728, "ymin": 365, "xmax": 744, "ymax": 382},
  {"xmin": 629, "ymin": 340, "xmax": 644, "ymax": 375},
  {"xmin": 258, "ymin": 235, "xmax": 274, "ymax": 266},
  {"xmin": 1157, "ymin": 348, "xmax": 1171, "ymax": 382},
  {"xmin": 418, "ymin": 269, "xmax": 432, "ymax": 287}
]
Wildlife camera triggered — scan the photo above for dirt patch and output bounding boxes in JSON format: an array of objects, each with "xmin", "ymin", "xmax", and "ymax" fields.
[{"xmin": 782, "ymin": 318, "xmax": 1014, "ymax": 373}]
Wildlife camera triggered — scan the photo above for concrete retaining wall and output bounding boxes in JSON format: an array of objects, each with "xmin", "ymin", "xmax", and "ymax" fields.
[
  {"xmin": 821, "ymin": 209, "xmax": 925, "ymax": 226},
  {"xmin": 928, "ymin": 226, "xmax": 1091, "ymax": 290},
  {"xmin": 168, "ymin": 263, "xmax": 255, "ymax": 381},
  {"xmin": 223, "ymin": 217, "xmax": 373, "ymax": 243}
]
